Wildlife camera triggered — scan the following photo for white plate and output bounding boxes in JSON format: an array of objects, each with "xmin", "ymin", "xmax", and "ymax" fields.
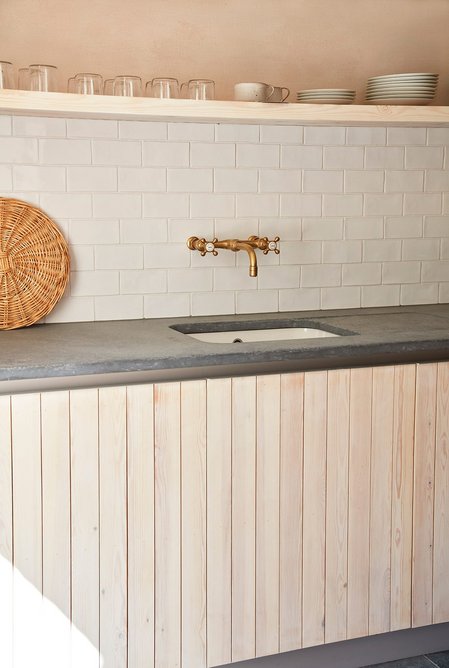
[
  {"xmin": 296, "ymin": 98, "xmax": 355, "ymax": 104},
  {"xmin": 366, "ymin": 98, "xmax": 433, "ymax": 105},
  {"xmin": 366, "ymin": 92, "xmax": 434, "ymax": 99},
  {"xmin": 297, "ymin": 93, "xmax": 355, "ymax": 99},
  {"xmin": 368, "ymin": 73, "xmax": 438, "ymax": 81},
  {"xmin": 297, "ymin": 88, "xmax": 355, "ymax": 94},
  {"xmin": 367, "ymin": 83, "xmax": 436, "ymax": 90}
]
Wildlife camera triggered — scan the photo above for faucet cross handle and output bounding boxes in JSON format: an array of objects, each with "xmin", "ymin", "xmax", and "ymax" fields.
[
  {"xmin": 263, "ymin": 236, "xmax": 280, "ymax": 255},
  {"xmin": 187, "ymin": 236, "xmax": 219, "ymax": 256}
]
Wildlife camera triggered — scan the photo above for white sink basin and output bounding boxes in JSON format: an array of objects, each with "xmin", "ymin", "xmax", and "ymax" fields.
[{"xmin": 187, "ymin": 327, "xmax": 340, "ymax": 343}]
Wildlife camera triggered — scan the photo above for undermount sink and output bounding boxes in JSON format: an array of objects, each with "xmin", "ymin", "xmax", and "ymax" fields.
[{"xmin": 186, "ymin": 327, "xmax": 341, "ymax": 343}]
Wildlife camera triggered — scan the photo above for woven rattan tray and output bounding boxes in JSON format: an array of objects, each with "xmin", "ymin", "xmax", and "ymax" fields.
[{"xmin": 0, "ymin": 198, "xmax": 70, "ymax": 329}]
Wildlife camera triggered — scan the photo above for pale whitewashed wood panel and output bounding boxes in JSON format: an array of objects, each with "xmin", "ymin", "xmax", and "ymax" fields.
[
  {"xmin": 255, "ymin": 374, "xmax": 280, "ymax": 658},
  {"xmin": 11, "ymin": 393, "xmax": 42, "ymax": 590},
  {"xmin": 369, "ymin": 366, "xmax": 394, "ymax": 635},
  {"xmin": 412, "ymin": 363, "xmax": 437, "ymax": 628},
  {"xmin": 41, "ymin": 391, "xmax": 71, "ymax": 618},
  {"xmin": 325, "ymin": 369, "xmax": 350, "ymax": 644},
  {"xmin": 0, "ymin": 395, "xmax": 12, "ymax": 668},
  {"xmin": 347, "ymin": 367, "xmax": 372, "ymax": 639},
  {"xmin": 434, "ymin": 362, "xmax": 449, "ymax": 623},
  {"xmin": 99, "ymin": 386, "xmax": 128, "ymax": 668},
  {"xmin": 70, "ymin": 388, "xmax": 100, "ymax": 655},
  {"xmin": 154, "ymin": 382, "xmax": 181, "ymax": 668},
  {"xmin": 181, "ymin": 380, "xmax": 207, "ymax": 668},
  {"xmin": 127, "ymin": 385, "xmax": 154, "ymax": 668},
  {"xmin": 206, "ymin": 378, "xmax": 232, "ymax": 668},
  {"xmin": 279, "ymin": 373, "xmax": 304, "ymax": 652},
  {"xmin": 231, "ymin": 376, "xmax": 256, "ymax": 663},
  {"xmin": 302, "ymin": 371, "xmax": 327, "ymax": 648},
  {"xmin": 390, "ymin": 365, "xmax": 415, "ymax": 631},
  {"xmin": 0, "ymin": 395, "xmax": 12, "ymax": 561}
]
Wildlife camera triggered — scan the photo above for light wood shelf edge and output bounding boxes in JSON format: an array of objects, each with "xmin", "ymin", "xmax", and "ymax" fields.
[{"xmin": 0, "ymin": 90, "xmax": 449, "ymax": 126}]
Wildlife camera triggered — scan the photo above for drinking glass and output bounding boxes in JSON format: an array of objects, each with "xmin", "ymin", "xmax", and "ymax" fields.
[
  {"xmin": 103, "ymin": 78, "xmax": 114, "ymax": 95},
  {"xmin": 181, "ymin": 79, "xmax": 215, "ymax": 100},
  {"xmin": 28, "ymin": 64, "xmax": 58, "ymax": 91},
  {"xmin": 112, "ymin": 75, "xmax": 142, "ymax": 97},
  {"xmin": 146, "ymin": 77, "xmax": 180, "ymax": 99},
  {"xmin": 68, "ymin": 73, "xmax": 103, "ymax": 95},
  {"xmin": 0, "ymin": 61, "xmax": 14, "ymax": 89},
  {"xmin": 18, "ymin": 67, "xmax": 30, "ymax": 90}
]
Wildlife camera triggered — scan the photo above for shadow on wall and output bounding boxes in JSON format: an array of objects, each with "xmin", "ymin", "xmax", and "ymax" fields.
[{"xmin": 0, "ymin": 556, "xmax": 103, "ymax": 668}]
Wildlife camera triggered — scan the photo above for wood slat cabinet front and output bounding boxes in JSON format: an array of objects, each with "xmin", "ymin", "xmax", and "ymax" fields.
[{"xmin": 0, "ymin": 363, "xmax": 448, "ymax": 668}]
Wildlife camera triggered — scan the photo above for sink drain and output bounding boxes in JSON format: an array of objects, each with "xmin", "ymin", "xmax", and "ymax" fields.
[{"xmin": 233, "ymin": 337, "xmax": 243, "ymax": 343}]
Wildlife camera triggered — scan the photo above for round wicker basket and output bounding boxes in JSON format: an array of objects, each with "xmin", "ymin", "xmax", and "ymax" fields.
[{"xmin": 0, "ymin": 198, "xmax": 70, "ymax": 329}]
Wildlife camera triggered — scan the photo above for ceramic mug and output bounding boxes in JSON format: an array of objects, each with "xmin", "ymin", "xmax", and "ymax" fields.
[
  {"xmin": 269, "ymin": 86, "xmax": 290, "ymax": 102},
  {"xmin": 234, "ymin": 82, "xmax": 274, "ymax": 102}
]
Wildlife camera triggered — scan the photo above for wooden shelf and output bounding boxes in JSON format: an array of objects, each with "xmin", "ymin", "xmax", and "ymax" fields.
[{"xmin": 0, "ymin": 89, "xmax": 449, "ymax": 126}]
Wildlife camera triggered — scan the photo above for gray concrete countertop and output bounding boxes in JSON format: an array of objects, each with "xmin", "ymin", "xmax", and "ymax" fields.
[{"xmin": 2, "ymin": 303, "xmax": 449, "ymax": 393}]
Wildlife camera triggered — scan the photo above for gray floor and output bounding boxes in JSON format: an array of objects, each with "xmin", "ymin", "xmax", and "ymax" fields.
[{"xmin": 366, "ymin": 650, "xmax": 449, "ymax": 668}]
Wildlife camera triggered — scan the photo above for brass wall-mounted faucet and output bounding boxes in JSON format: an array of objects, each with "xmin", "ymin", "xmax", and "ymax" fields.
[{"xmin": 187, "ymin": 235, "xmax": 280, "ymax": 277}]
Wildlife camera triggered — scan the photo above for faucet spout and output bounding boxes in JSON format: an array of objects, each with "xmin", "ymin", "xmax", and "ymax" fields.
[{"xmin": 213, "ymin": 239, "xmax": 258, "ymax": 277}]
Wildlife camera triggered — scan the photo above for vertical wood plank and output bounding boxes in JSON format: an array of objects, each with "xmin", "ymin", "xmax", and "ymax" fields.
[
  {"xmin": 181, "ymin": 380, "xmax": 207, "ymax": 668},
  {"xmin": 434, "ymin": 362, "xmax": 449, "ymax": 623},
  {"xmin": 325, "ymin": 369, "xmax": 350, "ymax": 644},
  {"xmin": 154, "ymin": 382, "xmax": 181, "ymax": 668},
  {"xmin": 206, "ymin": 378, "xmax": 232, "ymax": 668},
  {"xmin": 99, "ymin": 386, "xmax": 127, "ymax": 668},
  {"xmin": 70, "ymin": 388, "xmax": 100, "ymax": 657},
  {"xmin": 347, "ymin": 367, "xmax": 372, "ymax": 639},
  {"xmin": 390, "ymin": 365, "xmax": 415, "ymax": 631},
  {"xmin": 302, "ymin": 370, "xmax": 327, "ymax": 648},
  {"xmin": 369, "ymin": 365, "xmax": 394, "ymax": 635},
  {"xmin": 11, "ymin": 393, "xmax": 42, "ymax": 590},
  {"xmin": 127, "ymin": 384, "xmax": 154, "ymax": 668},
  {"xmin": 412, "ymin": 363, "xmax": 437, "ymax": 628},
  {"xmin": 231, "ymin": 376, "xmax": 256, "ymax": 663},
  {"xmin": 0, "ymin": 395, "xmax": 12, "ymax": 668},
  {"xmin": 256, "ymin": 374, "xmax": 280, "ymax": 658},
  {"xmin": 41, "ymin": 391, "xmax": 71, "ymax": 618},
  {"xmin": 279, "ymin": 373, "xmax": 303, "ymax": 652}
]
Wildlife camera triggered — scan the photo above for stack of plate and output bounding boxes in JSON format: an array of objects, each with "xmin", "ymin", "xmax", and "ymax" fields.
[
  {"xmin": 365, "ymin": 73, "xmax": 438, "ymax": 105},
  {"xmin": 296, "ymin": 88, "xmax": 355, "ymax": 104}
]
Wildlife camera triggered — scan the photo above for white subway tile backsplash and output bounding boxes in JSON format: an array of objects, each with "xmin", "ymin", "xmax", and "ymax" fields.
[
  {"xmin": 67, "ymin": 166, "xmax": 117, "ymax": 192},
  {"xmin": 92, "ymin": 139, "xmax": 141, "ymax": 165},
  {"xmin": 302, "ymin": 218, "xmax": 343, "ymax": 241},
  {"xmin": 344, "ymin": 217, "xmax": 384, "ymax": 240},
  {"xmin": 69, "ymin": 219, "xmax": 120, "ymax": 244},
  {"xmin": 346, "ymin": 127, "xmax": 386, "ymax": 146},
  {"xmin": 385, "ymin": 170, "xmax": 424, "ymax": 192},
  {"xmin": 365, "ymin": 147, "xmax": 404, "ymax": 169},
  {"xmin": 280, "ymin": 193, "xmax": 321, "ymax": 217},
  {"xmin": 0, "ymin": 115, "xmax": 11, "ymax": 135},
  {"xmin": 304, "ymin": 126, "xmax": 346, "ymax": 145},
  {"xmin": 214, "ymin": 267, "xmax": 257, "ymax": 291},
  {"xmin": 144, "ymin": 243, "xmax": 190, "ymax": 268},
  {"xmin": 439, "ymin": 283, "xmax": 449, "ymax": 303},
  {"xmin": 119, "ymin": 121, "xmax": 167, "ymax": 140},
  {"xmin": 214, "ymin": 217, "xmax": 259, "ymax": 239},
  {"xmin": 259, "ymin": 169, "xmax": 301, "ymax": 192},
  {"xmin": 403, "ymin": 193, "xmax": 442, "ymax": 215},
  {"xmin": 168, "ymin": 218, "xmax": 213, "ymax": 242},
  {"xmin": 424, "ymin": 216, "xmax": 449, "ymax": 238},
  {"xmin": 364, "ymin": 193, "xmax": 403, "ymax": 216},
  {"xmin": 382, "ymin": 261, "xmax": 420, "ymax": 284},
  {"xmin": 401, "ymin": 282, "xmax": 439, "ymax": 305},
  {"xmin": 95, "ymin": 295, "xmax": 143, "ymax": 320},
  {"xmin": 144, "ymin": 293, "xmax": 190, "ymax": 318},
  {"xmin": 71, "ymin": 270, "xmax": 119, "ymax": 296},
  {"xmin": 322, "ymin": 194, "xmax": 362, "ymax": 217},
  {"xmin": 385, "ymin": 215, "xmax": 423, "ymax": 239},
  {"xmin": 40, "ymin": 138, "xmax": 90, "ymax": 164},
  {"xmin": 0, "ymin": 137, "xmax": 38, "ymax": 163},
  {"xmin": 0, "ymin": 166, "xmax": 12, "ymax": 190},
  {"xmin": 94, "ymin": 193, "xmax": 141, "ymax": 218},
  {"xmin": 169, "ymin": 267, "xmax": 213, "ymax": 292},
  {"xmin": 192, "ymin": 291, "xmax": 235, "ymax": 315},
  {"xmin": 323, "ymin": 147, "xmax": 364, "ymax": 169},
  {"xmin": 46, "ymin": 295, "xmax": 94, "ymax": 323},
  {"xmin": 427, "ymin": 128, "xmax": 449, "ymax": 145},
  {"xmin": 363, "ymin": 239, "xmax": 402, "ymax": 262},
  {"xmin": 259, "ymin": 217, "xmax": 301, "ymax": 240},
  {"xmin": 121, "ymin": 218, "xmax": 167, "ymax": 243},
  {"xmin": 236, "ymin": 193, "xmax": 278, "ymax": 217},
  {"xmin": 260, "ymin": 125, "xmax": 303, "ymax": 144},
  {"xmin": 278, "ymin": 287, "xmax": 320, "ymax": 312},
  {"xmin": 191, "ymin": 193, "xmax": 235, "ymax": 217},
  {"xmin": 40, "ymin": 193, "xmax": 92, "ymax": 218},
  {"xmin": 95, "ymin": 244, "xmax": 143, "ymax": 270},
  {"xmin": 425, "ymin": 170, "xmax": 449, "ymax": 192},
  {"xmin": 69, "ymin": 245, "xmax": 94, "ymax": 271},
  {"xmin": 321, "ymin": 286, "xmax": 360, "ymax": 309},
  {"xmin": 214, "ymin": 168, "xmax": 258, "ymax": 192},
  {"xmin": 387, "ymin": 128, "xmax": 426, "ymax": 145},
  {"xmin": 120, "ymin": 269, "xmax": 166, "ymax": 294},
  {"xmin": 361, "ymin": 285, "xmax": 400, "ymax": 307},
  {"xmin": 281, "ymin": 145, "xmax": 322, "ymax": 169},
  {"xmin": 344, "ymin": 170, "xmax": 383, "ymax": 193},
  {"xmin": 191, "ymin": 142, "xmax": 235, "ymax": 167},
  {"xmin": 342, "ymin": 262, "xmax": 381, "ymax": 286},
  {"xmin": 303, "ymin": 170, "xmax": 343, "ymax": 193},
  {"xmin": 167, "ymin": 168, "xmax": 212, "ymax": 192},
  {"xmin": 143, "ymin": 141, "xmax": 189, "ymax": 167},
  {"xmin": 236, "ymin": 290, "xmax": 279, "ymax": 313},
  {"xmin": 143, "ymin": 193, "xmax": 189, "ymax": 218},
  {"xmin": 168, "ymin": 122, "xmax": 214, "ymax": 142},
  {"xmin": 67, "ymin": 119, "xmax": 118, "ymax": 138},
  {"xmin": 402, "ymin": 238, "xmax": 439, "ymax": 261},
  {"xmin": 440, "ymin": 239, "xmax": 449, "ymax": 259},
  {"xmin": 257, "ymin": 266, "xmax": 300, "ymax": 289},
  {"xmin": 322, "ymin": 240, "xmax": 362, "ymax": 263},
  {"xmin": 13, "ymin": 165, "xmax": 66, "ymax": 191},
  {"xmin": 405, "ymin": 146, "xmax": 444, "ymax": 169},
  {"xmin": 215, "ymin": 124, "xmax": 259, "ymax": 143},
  {"xmin": 13, "ymin": 116, "xmax": 66, "ymax": 137},
  {"xmin": 118, "ymin": 167, "xmax": 165, "ymax": 192},
  {"xmin": 237, "ymin": 144, "xmax": 279, "ymax": 168},
  {"xmin": 301, "ymin": 264, "xmax": 341, "ymax": 288},
  {"xmin": 422, "ymin": 260, "xmax": 449, "ymax": 282}
]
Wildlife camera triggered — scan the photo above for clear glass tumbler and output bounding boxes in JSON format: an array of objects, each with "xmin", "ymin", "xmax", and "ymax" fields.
[
  {"xmin": 112, "ymin": 75, "xmax": 142, "ymax": 97},
  {"xmin": 0, "ymin": 61, "xmax": 15, "ymax": 89},
  {"xmin": 181, "ymin": 79, "xmax": 215, "ymax": 100},
  {"xmin": 146, "ymin": 77, "xmax": 180, "ymax": 99},
  {"xmin": 68, "ymin": 73, "xmax": 103, "ymax": 95},
  {"xmin": 28, "ymin": 64, "xmax": 58, "ymax": 91}
]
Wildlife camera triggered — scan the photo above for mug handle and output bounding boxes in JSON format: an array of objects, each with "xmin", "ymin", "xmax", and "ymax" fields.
[
  {"xmin": 281, "ymin": 87, "xmax": 290, "ymax": 102},
  {"xmin": 266, "ymin": 85, "xmax": 275, "ymax": 101}
]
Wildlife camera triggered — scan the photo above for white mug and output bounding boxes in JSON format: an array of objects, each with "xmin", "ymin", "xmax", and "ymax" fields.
[
  {"xmin": 269, "ymin": 86, "xmax": 290, "ymax": 102},
  {"xmin": 234, "ymin": 82, "xmax": 274, "ymax": 102}
]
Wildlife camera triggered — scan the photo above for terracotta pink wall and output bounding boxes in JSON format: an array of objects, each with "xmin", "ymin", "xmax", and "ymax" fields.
[{"xmin": 2, "ymin": 0, "xmax": 449, "ymax": 103}]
